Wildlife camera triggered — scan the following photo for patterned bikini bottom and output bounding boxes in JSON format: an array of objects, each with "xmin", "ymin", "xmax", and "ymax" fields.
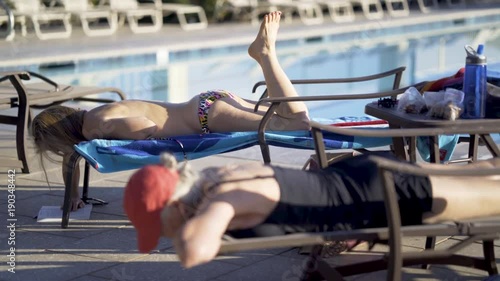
[{"xmin": 197, "ymin": 90, "xmax": 235, "ymax": 134}]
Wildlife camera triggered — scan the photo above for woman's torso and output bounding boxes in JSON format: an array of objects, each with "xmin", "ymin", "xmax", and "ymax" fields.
[{"xmin": 84, "ymin": 98, "xmax": 201, "ymax": 139}]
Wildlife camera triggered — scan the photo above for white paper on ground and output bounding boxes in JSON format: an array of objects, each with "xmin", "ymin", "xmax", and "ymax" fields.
[{"xmin": 37, "ymin": 204, "xmax": 93, "ymax": 223}]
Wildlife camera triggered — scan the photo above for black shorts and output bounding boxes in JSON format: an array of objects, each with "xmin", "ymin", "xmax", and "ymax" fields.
[{"xmin": 228, "ymin": 153, "xmax": 433, "ymax": 238}]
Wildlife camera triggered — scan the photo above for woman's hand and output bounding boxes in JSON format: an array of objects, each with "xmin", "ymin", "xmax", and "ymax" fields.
[{"xmin": 69, "ymin": 196, "xmax": 85, "ymax": 211}]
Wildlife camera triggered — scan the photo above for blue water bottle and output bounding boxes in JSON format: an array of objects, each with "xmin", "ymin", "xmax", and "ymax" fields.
[{"xmin": 462, "ymin": 44, "xmax": 487, "ymax": 119}]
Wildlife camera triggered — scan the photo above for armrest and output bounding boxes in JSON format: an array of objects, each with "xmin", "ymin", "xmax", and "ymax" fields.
[
  {"xmin": 0, "ymin": 71, "xmax": 31, "ymax": 83},
  {"xmin": 309, "ymin": 120, "xmax": 500, "ymax": 138},
  {"xmin": 309, "ymin": 120, "xmax": 500, "ymax": 169},
  {"xmin": 254, "ymin": 88, "xmax": 407, "ymax": 163},
  {"xmin": 0, "ymin": 71, "xmax": 60, "ymax": 91},
  {"xmin": 252, "ymin": 66, "xmax": 406, "ymax": 99},
  {"xmin": 254, "ymin": 88, "xmax": 407, "ymax": 112},
  {"xmin": 26, "ymin": 71, "xmax": 60, "ymax": 91}
]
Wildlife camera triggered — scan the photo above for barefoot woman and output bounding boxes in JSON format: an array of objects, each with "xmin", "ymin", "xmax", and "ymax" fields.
[{"xmin": 32, "ymin": 11, "xmax": 309, "ymax": 211}]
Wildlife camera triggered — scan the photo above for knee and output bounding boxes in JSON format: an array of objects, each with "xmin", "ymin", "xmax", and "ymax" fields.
[
  {"xmin": 290, "ymin": 111, "xmax": 311, "ymax": 129},
  {"xmin": 268, "ymin": 112, "xmax": 310, "ymax": 131}
]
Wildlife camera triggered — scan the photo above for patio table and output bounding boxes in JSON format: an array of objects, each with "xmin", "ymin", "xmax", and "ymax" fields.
[{"xmin": 365, "ymin": 102, "xmax": 500, "ymax": 163}]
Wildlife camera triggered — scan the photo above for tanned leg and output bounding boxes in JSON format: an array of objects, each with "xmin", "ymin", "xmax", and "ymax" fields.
[
  {"xmin": 248, "ymin": 11, "xmax": 309, "ymax": 119},
  {"xmin": 423, "ymin": 157, "xmax": 500, "ymax": 223},
  {"xmin": 206, "ymin": 11, "xmax": 310, "ymax": 132}
]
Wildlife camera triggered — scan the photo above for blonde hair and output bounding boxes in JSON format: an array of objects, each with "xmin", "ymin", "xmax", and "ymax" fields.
[
  {"xmin": 159, "ymin": 153, "xmax": 198, "ymax": 201},
  {"xmin": 160, "ymin": 153, "xmax": 199, "ymax": 223},
  {"xmin": 31, "ymin": 105, "xmax": 87, "ymax": 161}
]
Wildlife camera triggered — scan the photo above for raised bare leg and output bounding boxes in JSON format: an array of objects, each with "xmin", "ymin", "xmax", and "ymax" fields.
[
  {"xmin": 248, "ymin": 11, "xmax": 309, "ymax": 119},
  {"xmin": 206, "ymin": 12, "xmax": 310, "ymax": 132}
]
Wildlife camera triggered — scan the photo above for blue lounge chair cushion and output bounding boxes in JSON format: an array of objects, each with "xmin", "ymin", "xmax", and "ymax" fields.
[{"xmin": 74, "ymin": 116, "xmax": 461, "ymax": 173}]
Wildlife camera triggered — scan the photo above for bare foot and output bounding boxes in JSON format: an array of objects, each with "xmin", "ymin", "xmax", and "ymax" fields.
[{"xmin": 248, "ymin": 11, "xmax": 281, "ymax": 63}]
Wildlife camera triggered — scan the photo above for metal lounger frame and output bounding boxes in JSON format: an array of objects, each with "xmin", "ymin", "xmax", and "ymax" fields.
[
  {"xmin": 160, "ymin": 3, "xmax": 208, "ymax": 31},
  {"xmin": 218, "ymin": 123, "xmax": 500, "ymax": 281},
  {"xmin": 0, "ymin": 71, "xmax": 126, "ymax": 173}
]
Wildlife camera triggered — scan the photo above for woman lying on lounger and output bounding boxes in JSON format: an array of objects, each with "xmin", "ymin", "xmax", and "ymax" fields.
[
  {"xmin": 124, "ymin": 152, "xmax": 500, "ymax": 269},
  {"xmin": 32, "ymin": 11, "xmax": 308, "ymax": 211}
]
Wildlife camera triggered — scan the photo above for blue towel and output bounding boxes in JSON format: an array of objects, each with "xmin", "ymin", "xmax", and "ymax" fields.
[{"xmin": 74, "ymin": 116, "xmax": 462, "ymax": 173}]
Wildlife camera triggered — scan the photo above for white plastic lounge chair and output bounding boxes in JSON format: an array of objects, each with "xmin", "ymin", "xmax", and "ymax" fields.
[
  {"xmin": 0, "ymin": 0, "xmax": 17, "ymax": 40},
  {"xmin": 214, "ymin": 0, "xmax": 256, "ymax": 24},
  {"xmin": 350, "ymin": 0, "xmax": 384, "ymax": 20},
  {"xmin": 416, "ymin": 0, "xmax": 439, "ymax": 13},
  {"xmin": 316, "ymin": 0, "xmax": 355, "ymax": 23},
  {"xmin": 13, "ymin": 0, "xmax": 72, "ymax": 40},
  {"xmin": 415, "ymin": 0, "xmax": 464, "ymax": 13},
  {"xmin": 446, "ymin": 0, "xmax": 465, "ymax": 7},
  {"xmin": 157, "ymin": 3, "xmax": 208, "ymax": 31},
  {"xmin": 213, "ymin": 0, "xmax": 276, "ymax": 25},
  {"xmin": 267, "ymin": 0, "xmax": 324, "ymax": 25},
  {"xmin": 61, "ymin": 0, "xmax": 118, "ymax": 37},
  {"xmin": 383, "ymin": 0, "xmax": 410, "ymax": 17},
  {"xmin": 109, "ymin": 0, "xmax": 162, "ymax": 34}
]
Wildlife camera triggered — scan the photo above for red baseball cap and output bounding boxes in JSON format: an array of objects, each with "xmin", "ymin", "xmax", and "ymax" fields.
[{"xmin": 124, "ymin": 164, "xmax": 179, "ymax": 253}]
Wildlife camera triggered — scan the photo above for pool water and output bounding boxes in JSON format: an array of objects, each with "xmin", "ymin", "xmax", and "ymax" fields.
[{"xmin": 18, "ymin": 31, "xmax": 500, "ymax": 119}]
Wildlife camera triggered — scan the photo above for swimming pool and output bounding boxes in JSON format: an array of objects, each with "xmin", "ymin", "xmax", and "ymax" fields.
[{"xmin": 7, "ymin": 13, "xmax": 500, "ymax": 119}]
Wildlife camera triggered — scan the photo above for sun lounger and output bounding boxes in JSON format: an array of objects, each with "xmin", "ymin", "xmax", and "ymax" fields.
[
  {"xmin": 0, "ymin": 71, "xmax": 126, "ymax": 173},
  {"xmin": 63, "ymin": 116, "xmax": 395, "ymax": 228},
  {"xmin": 267, "ymin": 0, "xmax": 324, "ymax": 25},
  {"xmin": 416, "ymin": 0, "xmax": 464, "ymax": 13},
  {"xmin": 0, "ymin": 0, "xmax": 16, "ymax": 40},
  {"xmin": 218, "ymin": 124, "xmax": 500, "ymax": 281},
  {"xmin": 383, "ymin": 0, "xmax": 410, "ymax": 17},
  {"xmin": 317, "ymin": 0, "xmax": 355, "ymax": 23},
  {"xmin": 12, "ymin": 0, "xmax": 72, "ymax": 40},
  {"xmin": 108, "ymin": 0, "xmax": 162, "ymax": 34},
  {"xmin": 446, "ymin": 0, "xmax": 465, "ymax": 7},
  {"xmin": 61, "ymin": 0, "xmax": 118, "ymax": 37},
  {"xmin": 158, "ymin": 3, "xmax": 208, "ymax": 31},
  {"xmin": 213, "ymin": 0, "xmax": 275, "ymax": 25},
  {"xmin": 350, "ymin": 0, "xmax": 384, "ymax": 20},
  {"xmin": 74, "ymin": 119, "xmax": 393, "ymax": 172},
  {"xmin": 416, "ymin": 0, "xmax": 439, "ymax": 13},
  {"xmin": 59, "ymin": 66, "xmax": 410, "ymax": 228}
]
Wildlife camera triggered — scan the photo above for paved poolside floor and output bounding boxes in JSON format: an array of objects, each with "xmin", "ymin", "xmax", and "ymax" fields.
[
  {"xmin": 1, "ymin": 3, "xmax": 500, "ymax": 280},
  {"xmin": 0, "ymin": 115, "xmax": 499, "ymax": 281}
]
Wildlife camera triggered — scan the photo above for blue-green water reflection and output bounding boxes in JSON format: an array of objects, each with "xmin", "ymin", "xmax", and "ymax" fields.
[{"xmin": 26, "ymin": 34, "xmax": 500, "ymax": 119}]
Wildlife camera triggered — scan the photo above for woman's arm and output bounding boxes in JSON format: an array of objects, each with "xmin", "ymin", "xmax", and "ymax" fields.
[
  {"xmin": 174, "ymin": 201, "xmax": 235, "ymax": 268},
  {"xmin": 173, "ymin": 169, "xmax": 281, "ymax": 268}
]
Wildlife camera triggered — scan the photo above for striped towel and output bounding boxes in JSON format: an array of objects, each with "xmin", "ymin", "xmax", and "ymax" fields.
[{"xmin": 74, "ymin": 116, "xmax": 461, "ymax": 173}]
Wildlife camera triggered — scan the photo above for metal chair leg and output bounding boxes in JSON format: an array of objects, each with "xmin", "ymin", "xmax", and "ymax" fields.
[
  {"xmin": 9, "ymin": 75, "xmax": 30, "ymax": 173},
  {"xmin": 81, "ymin": 161, "xmax": 108, "ymax": 205}
]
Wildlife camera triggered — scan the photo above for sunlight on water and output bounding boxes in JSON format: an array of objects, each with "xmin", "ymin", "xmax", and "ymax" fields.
[{"xmin": 30, "ymin": 34, "xmax": 500, "ymax": 120}]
